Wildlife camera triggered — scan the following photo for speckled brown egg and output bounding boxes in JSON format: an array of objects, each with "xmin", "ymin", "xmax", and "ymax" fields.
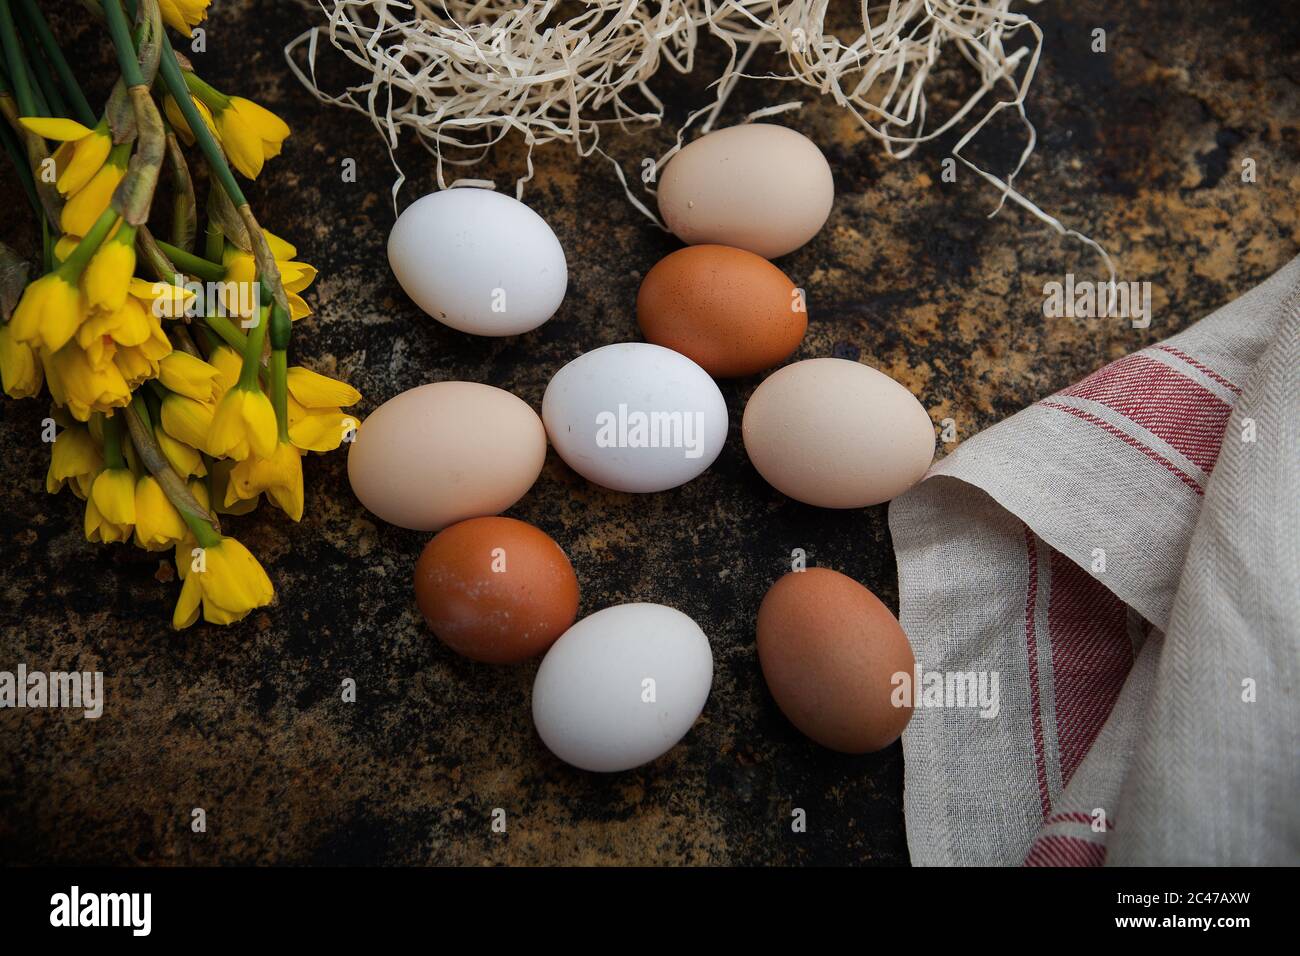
[
  {"xmin": 636, "ymin": 245, "xmax": 806, "ymax": 378},
  {"xmin": 756, "ymin": 568, "xmax": 915, "ymax": 753},
  {"xmin": 414, "ymin": 516, "xmax": 579, "ymax": 664}
]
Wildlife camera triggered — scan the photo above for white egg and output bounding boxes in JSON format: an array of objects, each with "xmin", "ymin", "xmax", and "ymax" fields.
[
  {"xmin": 387, "ymin": 188, "xmax": 567, "ymax": 336},
  {"xmin": 541, "ymin": 342, "xmax": 728, "ymax": 493},
  {"xmin": 532, "ymin": 603, "xmax": 714, "ymax": 772}
]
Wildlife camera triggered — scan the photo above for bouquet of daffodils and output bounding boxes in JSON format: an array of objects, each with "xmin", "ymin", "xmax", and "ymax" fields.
[{"xmin": 0, "ymin": 0, "xmax": 361, "ymax": 628}]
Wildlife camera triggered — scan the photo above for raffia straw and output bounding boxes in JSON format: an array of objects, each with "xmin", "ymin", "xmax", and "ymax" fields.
[{"xmin": 284, "ymin": 0, "xmax": 1114, "ymax": 283}]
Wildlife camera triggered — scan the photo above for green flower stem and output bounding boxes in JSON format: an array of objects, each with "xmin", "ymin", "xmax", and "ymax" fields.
[
  {"xmin": 15, "ymin": 0, "xmax": 94, "ymax": 125},
  {"xmin": 101, "ymin": 410, "xmax": 126, "ymax": 469},
  {"xmin": 181, "ymin": 70, "xmax": 231, "ymax": 111},
  {"xmin": 203, "ymin": 222, "xmax": 223, "ymax": 264},
  {"xmin": 238, "ymin": 302, "xmax": 269, "ymax": 391},
  {"xmin": 154, "ymin": 239, "xmax": 224, "ymax": 281},
  {"xmin": 269, "ymin": 349, "xmax": 289, "ymax": 442},
  {"xmin": 180, "ymin": 509, "xmax": 221, "ymax": 549},
  {"xmin": 0, "ymin": 111, "xmax": 39, "ymax": 217},
  {"xmin": 0, "ymin": 0, "xmax": 36, "ymax": 116},
  {"xmin": 156, "ymin": 35, "xmax": 244, "ymax": 207},
  {"xmin": 204, "ymin": 312, "xmax": 250, "ymax": 354},
  {"xmin": 57, "ymin": 206, "xmax": 118, "ymax": 277},
  {"xmin": 267, "ymin": 300, "xmax": 291, "ymax": 438},
  {"xmin": 154, "ymin": 30, "xmax": 291, "ymax": 320},
  {"xmin": 0, "ymin": 91, "xmax": 61, "ymax": 225},
  {"xmin": 22, "ymin": 31, "xmax": 66, "ymax": 118},
  {"xmin": 202, "ymin": 314, "xmax": 272, "ymax": 393},
  {"xmin": 102, "ymin": 0, "xmax": 144, "ymax": 89},
  {"xmin": 124, "ymin": 395, "xmax": 221, "ymax": 544}
]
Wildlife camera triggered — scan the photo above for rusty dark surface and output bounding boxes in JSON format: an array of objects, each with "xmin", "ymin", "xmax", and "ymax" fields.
[{"xmin": 0, "ymin": 0, "xmax": 1296, "ymax": 865}]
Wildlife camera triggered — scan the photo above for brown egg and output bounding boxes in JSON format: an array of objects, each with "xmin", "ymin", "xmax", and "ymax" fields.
[
  {"xmin": 414, "ymin": 517, "xmax": 579, "ymax": 664},
  {"xmin": 636, "ymin": 244, "xmax": 806, "ymax": 378},
  {"xmin": 756, "ymin": 568, "xmax": 915, "ymax": 753}
]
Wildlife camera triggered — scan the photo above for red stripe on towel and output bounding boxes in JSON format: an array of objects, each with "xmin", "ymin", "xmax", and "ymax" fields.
[
  {"xmin": 1041, "ymin": 401, "xmax": 1204, "ymax": 494},
  {"xmin": 1023, "ymin": 526, "xmax": 1052, "ymax": 818},
  {"xmin": 1047, "ymin": 551, "xmax": 1133, "ymax": 785},
  {"xmin": 1059, "ymin": 353, "xmax": 1231, "ymax": 473},
  {"xmin": 1155, "ymin": 344, "xmax": 1241, "ymax": 394},
  {"xmin": 1024, "ymin": 834, "xmax": 1107, "ymax": 867},
  {"xmin": 1044, "ymin": 810, "xmax": 1113, "ymax": 830}
]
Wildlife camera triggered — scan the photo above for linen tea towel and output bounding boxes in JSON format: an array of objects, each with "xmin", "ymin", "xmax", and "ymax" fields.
[{"xmin": 888, "ymin": 256, "xmax": 1300, "ymax": 866}]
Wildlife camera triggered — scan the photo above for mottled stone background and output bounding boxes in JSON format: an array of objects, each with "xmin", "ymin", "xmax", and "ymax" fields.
[{"xmin": 1, "ymin": 0, "xmax": 1296, "ymax": 865}]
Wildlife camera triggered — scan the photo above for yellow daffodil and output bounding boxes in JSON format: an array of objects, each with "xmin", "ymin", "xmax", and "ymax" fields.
[
  {"xmin": 52, "ymin": 234, "xmax": 81, "ymax": 264},
  {"xmin": 112, "ymin": 346, "xmax": 153, "ymax": 388},
  {"xmin": 172, "ymin": 534, "xmax": 274, "ymax": 629},
  {"xmin": 111, "ymin": 310, "xmax": 173, "ymax": 387},
  {"xmin": 158, "ymin": 351, "xmax": 221, "ymax": 401},
  {"xmin": 287, "ymin": 395, "xmax": 358, "ymax": 452},
  {"xmin": 83, "ymin": 224, "xmax": 137, "ymax": 313},
  {"xmin": 85, "ymin": 493, "xmax": 132, "ymax": 543},
  {"xmin": 227, "ymin": 440, "xmax": 304, "ymax": 520},
  {"xmin": 209, "ymin": 458, "xmax": 260, "ymax": 515},
  {"xmin": 163, "ymin": 93, "xmax": 217, "ymax": 148},
  {"xmin": 208, "ymin": 385, "xmax": 277, "ymax": 461},
  {"xmin": 0, "ymin": 323, "xmax": 43, "ymax": 398},
  {"xmin": 223, "ymin": 231, "xmax": 316, "ymax": 292},
  {"xmin": 129, "ymin": 277, "xmax": 196, "ymax": 320},
  {"xmin": 207, "ymin": 344, "xmax": 243, "ymax": 395},
  {"xmin": 134, "ymin": 475, "xmax": 187, "ymax": 551},
  {"xmin": 213, "ymin": 97, "xmax": 290, "ymax": 180},
  {"xmin": 9, "ymin": 271, "xmax": 85, "ymax": 352},
  {"xmin": 160, "ymin": 391, "xmax": 216, "ymax": 450},
  {"xmin": 159, "ymin": 0, "xmax": 210, "ymax": 34},
  {"xmin": 46, "ymin": 344, "xmax": 132, "ymax": 420},
  {"xmin": 20, "ymin": 117, "xmax": 112, "ymax": 196},
  {"xmin": 46, "ymin": 425, "xmax": 103, "ymax": 498},
  {"xmin": 283, "ymin": 368, "xmax": 361, "ymax": 452},
  {"xmin": 60, "ymin": 144, "xmax": 129, "ymax": 237},
  {"xmin": 90, "ymin": 465, "xmax": 136, "ymax": 526},
  {"xmin": 155, "ymin": 423, "xmax": 207, "ymax": 478},
  {"xmin": 286, "ymin": 365, "xmax": 362, "ymax": 408},
  {"xmin": 79, "ymin": 295, "xmax": 152, "ymax": 351},
  {"xmin": 221, "ymin": 236, "xmax": 316, "ymax": 320}
]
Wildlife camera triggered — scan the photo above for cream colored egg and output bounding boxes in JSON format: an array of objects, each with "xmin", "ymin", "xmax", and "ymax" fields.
[
  {"xmin": 657, "ymin": 124, "xmax": 834, "ymax": 259},
  {"xmin": 347, "ymin": 382, "xmax": 546, "ymax": 531},
  {"xmin": 741, "ymin": 358, "xmax": 934, "ymax": 508}
]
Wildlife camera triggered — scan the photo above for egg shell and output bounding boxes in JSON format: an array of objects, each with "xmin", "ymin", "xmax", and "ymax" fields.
[
  {"xmin": 532, "ymin": 603, "xmax": 713, "ymax": 772},
  {"xmin": 637, "ymin": 245, "xmax": 807, "ymax": 378},
  {"xmin": 541, "ymin": 342, "xmax": 728, "ymax": 493},
  {"xmin": 388, "ymin": 188, "xmax": 567, "ymax": 336},
  {"xmin": 414, "ymin": 517, "xmax": 579, "ymax": 664},
  {"xmin": 742, "ymin": 357, "xmax": 934, "ymax": 508},
  {"xmin": 348, "ymin": 381, "xmax": 546, "ymax": 531},
  {"xmin": 657, "ymin": 124, "xmax": 834, "ymax": 259},
  {"xmin": 756, "ymin": 568, "xmax": 915, "ymax": 753}
]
